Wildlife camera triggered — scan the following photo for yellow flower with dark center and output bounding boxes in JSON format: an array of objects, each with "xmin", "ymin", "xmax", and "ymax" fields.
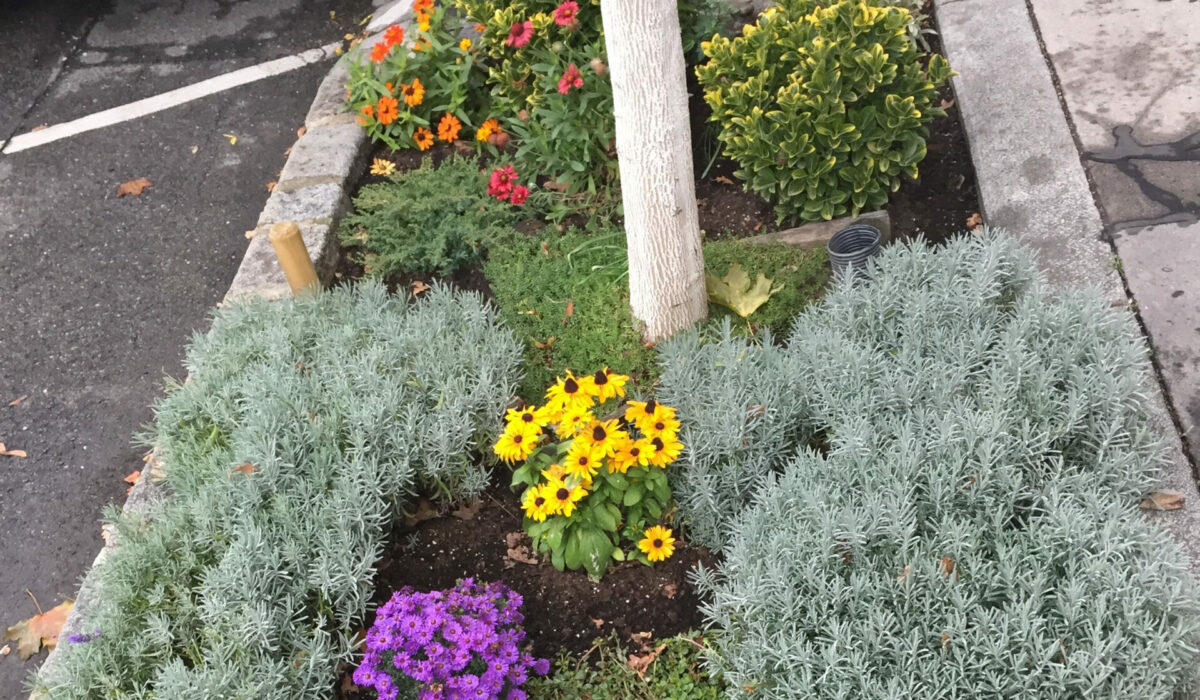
[
  {"xmin": 506, "ymin": 404, "xmax": 546, "ymax": 431},
  {"xmin": 647, "ymin": 435, "xmax": 684, "ymax": 467},
  {"xmin": 493, "ymin": 423, "xmax": 539, "ymax": 463},
  {"xmin": 581, "ymin": 368, "xmax": 628, "ymax": 402},
  {"xmin": 643, "ymin": 414, "xmax": 681, "ymax": 440},
  {"xmin": 609, "ymin": 436, "xmax": 652, "ymax": 473},
  {"xmin": 400, "ymin": 78, "xmax": 425, "ymax": 107},
  {"xmin": 522, "ymin": 484, "xmax": 554, "ymax": 522},
  {"xmin": 541, "ymin": 463, "xmax": 567, "ymax": 482},
  {"xmin": 638, "ymin": 525, "xmax": 675, "ymax": 562},
  {"xmin": 545, "ymin": 477, "xmax": 585, "ymax": 517},
  {"xmin": 564, "ymin": 441, "xmax": 600, "ymax": 481},
  {"xmin": 577, "ymin": 418, "xmax": 626, "ymax": 459},
  {"xmin": 624, "ymin": 399, "xmax": 673, "ymax": 433},
  {"xmin": 553, "ymin": 406, "xmax": 594, "ymax": 438},
  {"xmin": 369, "ymin": 158, "xmax": 396, "ymax": 176},
  {"xmin": 413, "ymin": 126, "xmax": 434, "ymax": 151},
  {"xmin": 546, "ymin": 371, "xmax": 593, "ymax": 414}
]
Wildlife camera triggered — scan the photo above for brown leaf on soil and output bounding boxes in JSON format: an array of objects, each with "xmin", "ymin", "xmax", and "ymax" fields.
[
  {"xmin": 405, "ymin": 498, "xmax": 440, "ymax": 527},
  {"xmin": 8, "ymin": 395, "xmax": 28, "ymax": 407},
  {"xmin": 411, "ymin": 280, "xmax": 431, "ymax": 296},
  {"xmin": 532, "ymin": 336, "xmax": 555, "ymax": 350},
  {"xmin": 561, "ymin": 299, "xmax": 574, "ymax": 326},
  {"xmin": 630, "ymin": 630, "xmax": 653, "ymax": 646},
  {"xmin": 715, "ymin": 175, "xmax": 735, "ymax": 185},
  {"xmin": 454, "ymin": 140, "xmax": 475, "ymax": 156},
  {"xmin": 753, "ymin": 221, "xmax": 763, "ymax": 232},
  {"xmin": 504, "ymin": 544, "xmax": 538, "ymax": 568},
  {"xmin": 4, "ymin": 600, "xmax": 73, "ymax": 660},
  {"xmin": 228, "ymin": 463, "xmax": 255, "ymax": 478},
  {"xmin": 451, "ymin": 499, "xmax": 484, "ymax": 520},
  {"xmin": 591, "ymin": 618, "xmax": 604, "ymax": 629},
  {"xmin": 663, "ymin": 583, "xmax": 678, "ymax": 599},
  {"xmin": 116, "ymin": 177, "xmax": 152, "ymax": 197},
  {"xmin": 939, "ymin": 98, "xmax": 956, "ymax": 110},
  {"xmin": 1140, "ymin": 490, "xmax": 1184, "ymax": 511},
  {"xmin": 966, "ymin": 212, "xmax": 983, "ymax": 230},
  {"xmin": 123, "ymin": 470, "xmax": 141, "ymax": 489},
  {"xmin": 627, "ymin": 642, "xmax": 668, "ymax": 677},
  {"xmin": 542, "ymin": 180, "xmax": 569, "ymax": 193},
  {"xmin": 0, "ymin": 443, "xmax": 27, "ymax": 458},
  {"xmin": 941, "ymin": 556, "xmax": 956, "ymax": 577}
]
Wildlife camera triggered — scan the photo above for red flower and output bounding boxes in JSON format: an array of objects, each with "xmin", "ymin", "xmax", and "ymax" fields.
[
  {"xmin": 382, "ymin": 24, "xmax": 405, "ymax": 48},
  {"xmin": 510, "ymin": 185, "xmax": 530, "ymax": 205},
  {"xmin": 505, "ymin": 20, "xmax": 534, "ymax": 48},
  {"xmin": 557, "ymin": 63, "xmax": 584, "ymax": 95},
  {"xmin": 488, "ymin": 165, "xmax": 519, "ymax": 201},
  {"xmin": 553, "ymin": 1, "xmax": 579, "ymax": 26},
  {"xmin": 369, "ymin": 41, "xmax": 390, "ymax": 63}
]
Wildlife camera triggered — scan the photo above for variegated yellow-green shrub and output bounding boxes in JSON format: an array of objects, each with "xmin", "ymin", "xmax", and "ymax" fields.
[{"xmin": 696, "ymin": 0, "xmax": 953, "ymax": 223}]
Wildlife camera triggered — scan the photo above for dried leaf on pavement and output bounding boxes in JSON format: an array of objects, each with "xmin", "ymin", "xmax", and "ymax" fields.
[
  {"xmin": 966, "ymin": 212, "xmax": 983, "ymax": 230},
  {"xmin": 4, "ymin": 600, "xmax": 73, "ymax": 660},
  {"xmin": 8, "ymin": 395, "xmax": 28, "ymax": 407},
  {"xmin": 706, "ymin": 263, "xmax": 780, "ymax": 318},
  {"xmin": 223, "ymin": 133, "xmax": 238, "ymax": 145},
  {"xmin": 116, "ymin": 177, "xmax": 152, "ymax": 197},
  {"xmin": 0, "ymin": 443, "xmax": 27, "ymax": 458},
  {"xmin": 1140, "ymin": 490, "xmax": 1184, "ymax": 511}
]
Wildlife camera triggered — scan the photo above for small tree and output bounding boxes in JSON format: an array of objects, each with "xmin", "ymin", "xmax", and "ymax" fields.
[{"xmin": 601, "ymin": 0, "xmax": 707, "ymax": 342}]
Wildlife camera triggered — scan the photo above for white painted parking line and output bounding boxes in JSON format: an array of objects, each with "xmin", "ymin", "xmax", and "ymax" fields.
[{"xmin": 1, "ymin": 42, "xmax": 342, "ymax": 155}]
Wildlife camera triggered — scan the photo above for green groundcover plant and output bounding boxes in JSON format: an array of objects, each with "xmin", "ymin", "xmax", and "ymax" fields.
[
  {"xmin": 33, "ymin": 283, "xmax": 522, "ymax": 699},
  {"xmin": 696, "ymin": 0, "xmax": 952, "ymax": 223},
  {"xmin": 527, "ymin": 633, "xmax": 725, "ymax": 698},
  {"xmin": 659, "ymin": 231, "xmax": 1200, "ymax": 698}
]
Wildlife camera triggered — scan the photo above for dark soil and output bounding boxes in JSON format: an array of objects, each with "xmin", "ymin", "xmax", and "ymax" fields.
[{"xmin": 371, "ymin": 485, "xmax": 714, "ymax": 660}]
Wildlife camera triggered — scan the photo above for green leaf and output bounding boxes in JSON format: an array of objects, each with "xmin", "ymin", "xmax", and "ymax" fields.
[{"xmin": 706, "ymin": 263, "xmax": 783, "ymax": 318}]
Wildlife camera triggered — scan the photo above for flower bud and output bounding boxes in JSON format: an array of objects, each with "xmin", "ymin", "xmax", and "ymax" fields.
[
  {"xmin": 590, "ymin": 57, "xmax": 607, "ymax": 76},
  {"xmin": 518, "ymin": 109, "xmax": 530, "ymax": 122}
]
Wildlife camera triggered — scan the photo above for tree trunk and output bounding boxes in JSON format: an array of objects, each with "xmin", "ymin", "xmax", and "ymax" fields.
[{"xmin": 601, "ymin": 0, "xmax": 707, "ymax": 343}]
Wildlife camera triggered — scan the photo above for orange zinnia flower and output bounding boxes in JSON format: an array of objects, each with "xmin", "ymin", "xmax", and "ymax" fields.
[
  {"xmin": 413, "ymin": 0, "xmax": 433, "ymax": 12},
  {"xmin": 413, "ymin": 127, "xmax": 435, "ymax": 151},
  {"xmin": 369, "ymin": 41, "xmax": 389, "ymax": 63},
  {"xmin": 437, "ymin": 113, "xmax": 462, "ymax": 142},
  {"xmin": 356, "ymin": 104, "xmax": 374, "ymax": 126},
  {"xmin": 400, "ymin": 78, "xmax": 425, "ymax": 107},
  {"xmin": 474, "ymin": 23, "xmax": 486, "ymax": 33},
  {"xmin": 382, "ymin": 24, "xmax": 405, "ymax": 47},
  {"xmin": 384, "ymin": 81, "xmax": 394, "ymax": 94},
  {"xmin": 475, "ymin": 117, "xmax": 501, "ymax": 142},
  {"xmin": 377, "ymin": 96, "xmax": 399, "ymax": 125}
]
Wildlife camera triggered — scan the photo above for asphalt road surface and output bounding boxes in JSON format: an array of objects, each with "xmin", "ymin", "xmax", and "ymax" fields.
[{"xmin": 0, "ymin": 0, "xmax": 373, "ymax": 693}]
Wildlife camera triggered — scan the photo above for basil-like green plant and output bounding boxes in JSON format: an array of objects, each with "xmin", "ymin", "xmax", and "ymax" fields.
[{"xmin": 696, "ymin": 0, "xmax": 953, "ymax": 223}]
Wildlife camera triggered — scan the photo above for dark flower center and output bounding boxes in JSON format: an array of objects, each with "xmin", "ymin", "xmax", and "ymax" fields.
[
  {"xmin": 593, "ymin": 370, "xmax": 608, "ymax": 385},
  {"xmin": 630, "ymin": 447, "xmax": 640, "ymax": 457},
  {"xmin": 652, "ymin": 437, "xmax": 665, "ymax": 451},
  {"xmin": 592, "ymin": 425, "xmax": 606, "ymax": 441},
  {"xmin": 645, "ymin": 399, "xmax": 657, "ymax": 414},
  {"xmin": 556, "ymin": 488, "xmax": 569, "ymax": 501},
  {"xmin": 652, "ymin": 538, "xmax": 663, "ymax": 548},
  {"xmin": 513, "ymin": 434, "xmax": 523, "ymax": 444},
  {"xmin": 534, "ymin": 497, "xmax": 545, "ymax": 507},
  {"xmin": 654, "ymin": 421, "xmax": 665, "ymax": 431},
  {"xmin": 577, "ymin": 456, "xmax": 588, "ymax": 466},
  {"xmin": 521, "ymin": 412, "xmax": 534, "ymax": 422},
  {"xmin": 564, "ymin": 377, "xmax": 579, "ymax": 393}
]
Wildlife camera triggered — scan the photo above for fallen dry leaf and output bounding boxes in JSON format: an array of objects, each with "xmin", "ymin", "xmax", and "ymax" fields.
[
  {"xmin": 532, "ymin": 336, "xmax": 556, "ymax": 350},
  {"xmin": 223, "ymin": 133, "xmax": 238, "ymax": 145},
  {"xmin": 297, "ymin": 126, "xmax": 307, "ymax": 138},
  {"xmin": 1140, "ymin": 490, "xmax": 1184, "ymax": 511},
  {"xmin": 244, "ymin": 229, "xmax": 256, "ymax": 240},
  {"xmin": 0, "ymin": 643, "xmax": 10, "ymax": 656},
  {"xmin": 190, "ymin": 145, "xmax": 199, "ymax": 154},
  {"xmin": 966, "ymin": 212, "xmax": 983, "ymax": 230},
  {"xmin": 706, "ymin": 263, "xmax": 781, "ymax": 318},
  {"xmin": 714, "ymin": 175, "xmax": 735, "ymax": 185},
  {"xmin": 939, "ymin": 98, "xmax": 956, "ymax": 110},
  {"xmin": 627, "ymin": 642, "xmax": 668, "ymax": 676},
  {"xmin": 561, "ymin": 299, "xmax": 574, "ymax": 326},
  {"xmin": 663, "ymin": 583, "xmax": 678, "ymax": 599},
  {"xmin": 266, "ymin": 181, "xmax": 277, "ymax": 192},
  {"xmin": 116, "ymin": 177, "xmax": 152, "ymax": 197},
  {"xmin": 4, "ymin": 600, "xmax": 73, "ymax": 660},
  {"xmin": 591, "ymin": 618, "xmax": 604, "ymax": 629},
  {"xmin": 941, "ymin": 633, "xmax": 952, "ymax": 650},
  {"xmin": 451, "ymin": 499, "xmax": 484, "ymax": 520},
  {"xmin": 540, "ymin": 241, "xmax": 550, "ymax": 256},
  {"xmin": 411, "ymin": 280, "xmax": 430, "ymax": 296},
  {"xmin": 0, "ymin": 442, "xmax": 28, "ymax": 458},
  {"xmin": 630, "ymin": 630, "xmax": 653, "ymax": 645},
  {"xmin": 8, "ymin": 395, "xmax": 28, "ymax": 407},
  {"xmin": 228, "ymin": 463, "xmax": 255, "ymax": 478},
  {"xmin": 941, "ymin": 556, "xmax": 956, "ymax": 577},
  {"xmin": 404, "ymin": 498, "xmax": 440, "ymax": 527},
  {"xmin": 31, "ymin": 124, "xmax": 48, "ymax": 132},
  {"xmin": 123, "ymin": 470, "xmax": 140, "ymax": 485}
]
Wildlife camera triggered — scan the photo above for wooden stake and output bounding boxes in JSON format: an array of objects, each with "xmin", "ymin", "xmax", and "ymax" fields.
[{"xmin": 268, "ymin": 222, "xmax": 319, "ymax": 295}]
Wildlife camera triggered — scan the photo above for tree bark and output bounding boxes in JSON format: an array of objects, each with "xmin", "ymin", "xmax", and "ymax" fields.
[{"xmin": 601, "ymin": 0, "xmax": 707, "ymax": 343}]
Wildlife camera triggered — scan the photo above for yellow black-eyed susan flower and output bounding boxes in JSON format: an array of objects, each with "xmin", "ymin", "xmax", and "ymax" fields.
[
  {"xmin": 577, "ymin": 418, "xmax": 626, "ymax": 459},
  {"xmin": 642, "ymin": 414, "xmax": 681, "ymax": 440},
  {"xmin": 545, "ymin": 477, "xmax": 586, "ymax": 517},
  {"xmin": 624, "ymin": 399, "xmax": 675, "ymax": 434},
  {"xmin": 546, "ymin": 371, "xmax": 593, "ymax": 414},
  {"xmin": 638, "ymin": 525, "xmax": 675, "ymax": 562},
  {"xmin": 581, "ymin": 367, "xmax": 628, "ymax": 402},
  {"xmin": 608, "ymin": 436, "xmax": 653, "ymax": 474},
  {"xmin": 647, "ymin": 435, "xmax": 684, "ymax": 467},
  {"xmin": 553, "ymin": 406, "xmax": 594, "ymax": 439},
  {"xmin": 522, "ymin": 484, "xmax": 554, "ymax": 522},
  {"xmin": 493, "ymin": 423, "xmax": 539, "ymax": 463},
  {"xmin": 564, "ymin": 441, "xmax": 600, "ymax": 481}
]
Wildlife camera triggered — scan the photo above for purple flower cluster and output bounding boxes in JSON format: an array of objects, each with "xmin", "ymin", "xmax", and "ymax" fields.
[
  {"xmin": 354, "ymin": 579, "xmax": 549, "ymax": 700},
  {"xmin": 66, "ymin": 629, "xmax": 101, "ymax": 644}
]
